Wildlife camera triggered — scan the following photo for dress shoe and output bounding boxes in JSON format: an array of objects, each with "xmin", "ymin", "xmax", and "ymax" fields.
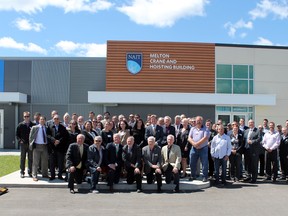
[
  {"xmin": 188, "ymin": 177, "xmax": 194, "ymax": 181},
  {"xmin": 109, "ymin": 186, "xmax": 114, "ymax": 193},
  {"xmin": 173, "ymin": 186, "xmax": 180, "ymax": 193},
  {"xmin": 49, "ymin": 177, "xmax": 55, "ymax": 181},
  {"xmin": 28, "ymin": 173, "xmax": 32, "ymax": 178},
  {"xmin": 58, "ymin": 176, "xmax": 64, "ymax": 180},
  {"xmin": 249, "ymin": 180, "xmax": 256, "ymax": 183},
  {"xmin": 33, "ymin": 177, "xmax": 38, "ymax": 182},
  {"xmin": 272, "ymin": 178, "xmax": 277, "ymax": 183},
  {"xmin": 70, "ymin": 189, "xmax": 75, "ymax": 194},
  {"xmin": 20, "ymin": 174, "xmax": 24, "ymax": 178}
]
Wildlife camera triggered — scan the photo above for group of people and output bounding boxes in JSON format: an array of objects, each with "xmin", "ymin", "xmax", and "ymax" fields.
[{"xmin": 15, "ymin": 110, "xmax": 288, "ymax": 194}]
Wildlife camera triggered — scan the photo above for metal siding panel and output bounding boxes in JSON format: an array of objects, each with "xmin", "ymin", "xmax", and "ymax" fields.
[
  {"xmin": 70, "ymin": 59, "xmax": 106, "ymax": 103},
  {"xmin": 68, "ymin": 104, "xmax": 103, "ymax": 118},
  {"xmin": 31, "ymin": 60, "xmax": 69, "ymax": 104},
  {"xmin": 31, "ymin": 105, "xmax": 68, "ymax": 120}
]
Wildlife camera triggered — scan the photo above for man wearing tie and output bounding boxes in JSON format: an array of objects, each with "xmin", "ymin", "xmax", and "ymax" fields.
[
  {"xmin": 106, "ymin": 133, "xmax": 123, "ymax": 192},
  {"xmin": 161, "ymin": 134, "xmax": 181, "ymax": 192},
  {"xmin": 122, "ymin": 136, "xmax": 142, "ymax": 192},
  {"xmin": 145, "ymin": 115, "xmax": 164, "ymax": 147},
  {"xmin": 66, "ymin": 134, "xmax": 89, "ymax": 194},
  {"xmin": 142, "ymin": 136, "xmax": 162, "ymax": 192},
  {"xmin": 47, "ymin": 114, "xmax": 69, "ymax": 180},
  {"xmin": 243, "ymin": 119, "xmax": 261, "ymax": 183},
  {"xmin": 29, "ymin": 116, "xmax": 49, "ymax": 181}
]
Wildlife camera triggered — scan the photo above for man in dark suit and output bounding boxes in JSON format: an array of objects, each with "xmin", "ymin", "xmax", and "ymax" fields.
[
  {"xmin": 87, "ymin": 136, "xmax": 107, "ymax": 194},
  {"xmin": 122, "ymin": 136, "xmax": 142, "ymax": 192},
  {"xmin": 161, "ymin": 116, "xmax": 176, "ymax": 146},
  {"xmin": 106, "ymin": 133, "xmax": 123, "ymax": 192},
  {"xmin": 29, "ymin": 116, "xmax": 50, "ymax": 181},
  {"xmin": 145, "ymin": 114, "xmax": 164, "ymax": 147},
  {"xmin": 16, "ymin": 111, "xmax": 35, "ymax": 178},
  {"xmin": 243, "ymin": 119, "xmax": 261, "ymax": 183},
  {"xmin": 47, "ymin": 114, "xmax": 69, "ymax": 180},
  {"xmin": 161, "ymin": 134, "xmax": 181, "ymax": 192},
  {"xmin": 66, "ymin": 134, "xmax": 89, "ymax": 194},
  {"xmin": 142, "ymin": 136, "xmax": 162, "ymax": 192}
]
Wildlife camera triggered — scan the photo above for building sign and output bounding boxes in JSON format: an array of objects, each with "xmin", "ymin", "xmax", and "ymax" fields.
[
  {"xmin": 149, "ymin": 53, "xmax": 195, "ymax": 71},
  {"xmin": 106, "ymin": 41, "xmax": 215, "ymax": 93}
]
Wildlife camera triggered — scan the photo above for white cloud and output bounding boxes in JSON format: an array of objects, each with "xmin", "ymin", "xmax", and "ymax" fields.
[
  {"xmin": 0, "ymin": 0, "xmax": 113, "ymax": 14},
  {"xmin": 117, "ymin": 0, "xmax": 209, "ymax": 27},
  {"xmin": 14, "ymin": 18, "xmax": 44, "ymax": 32},
  {"xmin": 55, "ymin": 40, "xmax": 107, "ymax": 57},
  {"xmin": 250, "ymin": 0, "xmax": 288, "ymax": 20},
  {"xmin": 224, "ymin": 19, "xmax": 253, "ymax": 37},
  {"xmin": 0, "ymin": 37, "xmax": 47, "ymax": 54},
  {"xmin": 254, "ymin": 37, "xmax": 274, "ymax": 45}
]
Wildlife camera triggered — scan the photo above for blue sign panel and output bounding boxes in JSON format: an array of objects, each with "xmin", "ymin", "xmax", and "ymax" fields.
[
  {"xmin": 126, "ymin": 53, "xmax": 142, "ymax": 74},
  {"xmin": 0, "ymin": 61, "xmax": 4, "ymax": 92}
]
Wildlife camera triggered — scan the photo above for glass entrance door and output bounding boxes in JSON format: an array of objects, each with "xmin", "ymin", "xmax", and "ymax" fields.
[
  {"xmin": 233, "ymin": 114, "xmax": 247, "ymax": 123},
  {"xmin": 217, "ymin": 114, "xmax": 230, "ymax": 126}
]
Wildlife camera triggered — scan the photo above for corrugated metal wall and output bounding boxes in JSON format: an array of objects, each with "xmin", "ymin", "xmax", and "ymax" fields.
[
  {"xmin": 31, "ymin": 60, "xmax": 69, "ymax": 104},
  {"xmin": 70, "ymin": 59, "xmax": 106, "ymax": 103}
]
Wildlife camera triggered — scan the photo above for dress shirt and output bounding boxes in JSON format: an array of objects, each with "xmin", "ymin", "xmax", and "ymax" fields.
[
  {"xmin": 263, "ymin": 130, "xmax": 280, "ymax": 150},
  {"xmin": 35, "ymin": 125, "xmax": 47, "ymax": 144},
  {"xmin": 211, "ymin": 133, "xmax": 232, "ymax": 159}
]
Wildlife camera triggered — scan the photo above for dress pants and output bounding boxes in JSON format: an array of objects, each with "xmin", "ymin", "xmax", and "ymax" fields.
[
  {"xmin": 32, "ymin": 144, "xmax": 49, "ymax": 178},
  {"xmin": 146, "ymin": 168, "xmax": 162, "ymax": 189},
  {"xmin": 126, "ymin": 167, "xmax": 142, "ymax": 190},
  {"xmin": 49, "ymin": 150, "xmax": 65, "ymax": 178},
  {"xmin": 265, "ymin": 150, "xmax": 278, "ymax": 179},
  {"xmin": 244, "ymin": 148, "xmax": 259, "ymax": 182},
  {"xmin": 164, "ymin": 164, "xmax": 179, "ymax": 188},
  {"xmin": 68, "ymin": 168, "xmax": 83, "ymax": 190},
  {"xmin": 208, "ymin": 147, "xmax": 214, "ymax": 177},
  {"xmin": 107, "ymin": 165, "xmax": 122, "ymax": 186},
  {"xmin": 280, "ymin": 154, "xmax": 288, "ymax": 178},
  {"xmin": 229, "ymin": 153, "xmax": 242, "ymax": 179},
  {"xmin": 20, "ymin": 142, "xmax": 33, "ymax": 175}
]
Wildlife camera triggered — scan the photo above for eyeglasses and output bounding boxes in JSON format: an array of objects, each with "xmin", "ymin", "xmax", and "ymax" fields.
[
  {"xmin": 95, "ymin": 140, "xmax": 101, "ymax": 142},
  {"xmin": 24, "ymin": 116, "xmax": 30, "ymax": 118}
]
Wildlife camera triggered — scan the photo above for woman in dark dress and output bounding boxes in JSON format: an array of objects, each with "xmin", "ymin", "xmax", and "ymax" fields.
[
  {"xmin": 176, "ymin": 118, "xmax": 191, "ymax": 178},
  {"xmin": 81, "ymin": 120, "xmax": 97, "ymax": 146},
  {"xmin": 131, "ymin": 119, "xmax": 146, "ymax": 148}
]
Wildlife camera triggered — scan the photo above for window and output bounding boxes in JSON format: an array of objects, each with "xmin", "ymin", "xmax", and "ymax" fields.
[{"xmin": 216, "ymin": 64, "xmax": 254, "ymax": 94}]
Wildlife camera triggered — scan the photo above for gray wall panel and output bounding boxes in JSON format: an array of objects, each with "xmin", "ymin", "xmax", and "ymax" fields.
[
  {"xmin": 68, "ymin": 104, "xmax": 103, "ymax": 119},
  {"xmin": 31, "ymin": 105, "xmax": 68, "ymax": 121},
  {"xmin": 0, "ymin": 104, "xmax": 16, "ymax": 149},
  {"xmin": 31, "ymin": 60, "xmax": 69, "ymax": 104},
  {"xmin": 70, "ymin": 59, "xmax": 106, "ymax": 104},
  {"xmin": 4, "ymin": 61, "xmax": 18, "ymax": 81}
]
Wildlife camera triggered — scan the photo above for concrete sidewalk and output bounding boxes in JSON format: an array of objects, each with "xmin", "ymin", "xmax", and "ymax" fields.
[
  {"xmin": 0, "ymin": 149, "xmax": 20, "ymax": 156},
  {"xmin": 0, "ymin": 169, "xmax": 210, "ymax": 191}
]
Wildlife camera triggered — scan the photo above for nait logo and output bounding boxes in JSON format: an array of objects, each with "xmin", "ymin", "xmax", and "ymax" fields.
[{"xmin": 126, "ymin": 53, "xmax": 142, "ymax": 74}]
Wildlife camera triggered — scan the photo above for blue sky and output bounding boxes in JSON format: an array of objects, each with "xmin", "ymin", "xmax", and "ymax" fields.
[{"xmin": 0, "ymin": 0, "xmax": 287, "ymax": 57}]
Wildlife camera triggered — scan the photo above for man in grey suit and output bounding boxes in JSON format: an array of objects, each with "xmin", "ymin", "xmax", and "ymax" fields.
[
  {"xmin": 29, "ymin": 116, "xmax": 49, "ymax": 181},
  {"xmin": 243, "ymin": 119, "xmax": 261, "ymax": 183},
  {"xmin": 161, "ymin": 134, "xmax": 181, "ymax": 192},
  {"xmin": 142, "ymin": 136, "xmax": 162, "ymax": 192}
]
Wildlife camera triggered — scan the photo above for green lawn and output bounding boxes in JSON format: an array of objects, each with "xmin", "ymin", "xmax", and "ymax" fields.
[{"xmin": 0, "ymin": 156, "xmax": 20, "ymax": 177}]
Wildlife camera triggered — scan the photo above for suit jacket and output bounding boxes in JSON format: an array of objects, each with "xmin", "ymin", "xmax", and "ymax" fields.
[
  {"xmin": 122, "ymin": 144, "xmax": 142, "ymax": 169},
  {"xmin": 47, "ymin": 123, "xmax": 69, "ymax": 153},
  {"xmin": 145, "ymin": 125, "xmax": 164, "ymax": 147},
  {"xmin": 106, "ymin": 142, "xmax": 123, "ymax": 167},
  {"xmin": 142, "ymin": 145, "xmax": 162, "ymax": 174},
  {"xmin": 279, "ymin": 135, "xmax": 288, "ymax": 157},
  {"xmin": 161, "ymin": 125, "xmax": 176, "ymax": 146},
  {"xmin": 81, "ymin": 130, "xmax": 97, "ymax": 146},
  {"xmin": 161, "ymin": 144, "xmax": 182, "ymax": 171},
  {"xmin": 230, "ymin": 132, "xmax": 244, "ymax": 154},
  {"xmin": 66, "ymin": 143, "xmax": 89, "ymax": 170},
  {"xmin": 16, "ymin": 121, "xmax": 35, "ymax": 144},
  {"xmin": 243, "ymin": 127, "xmax": 261, "ymax": 154},
  {"xmin": 29, "ymin": 124, "xmax": 50, "ymax": 150},
  {"xmin": 87, "ymin": 144, "xmax": 107, "ymax": 173}
]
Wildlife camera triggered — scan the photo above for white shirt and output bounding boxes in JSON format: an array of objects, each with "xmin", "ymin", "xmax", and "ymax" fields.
[{"xmin": 211, "ymin": 133, "xmax": 232, "ymax": 159}]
